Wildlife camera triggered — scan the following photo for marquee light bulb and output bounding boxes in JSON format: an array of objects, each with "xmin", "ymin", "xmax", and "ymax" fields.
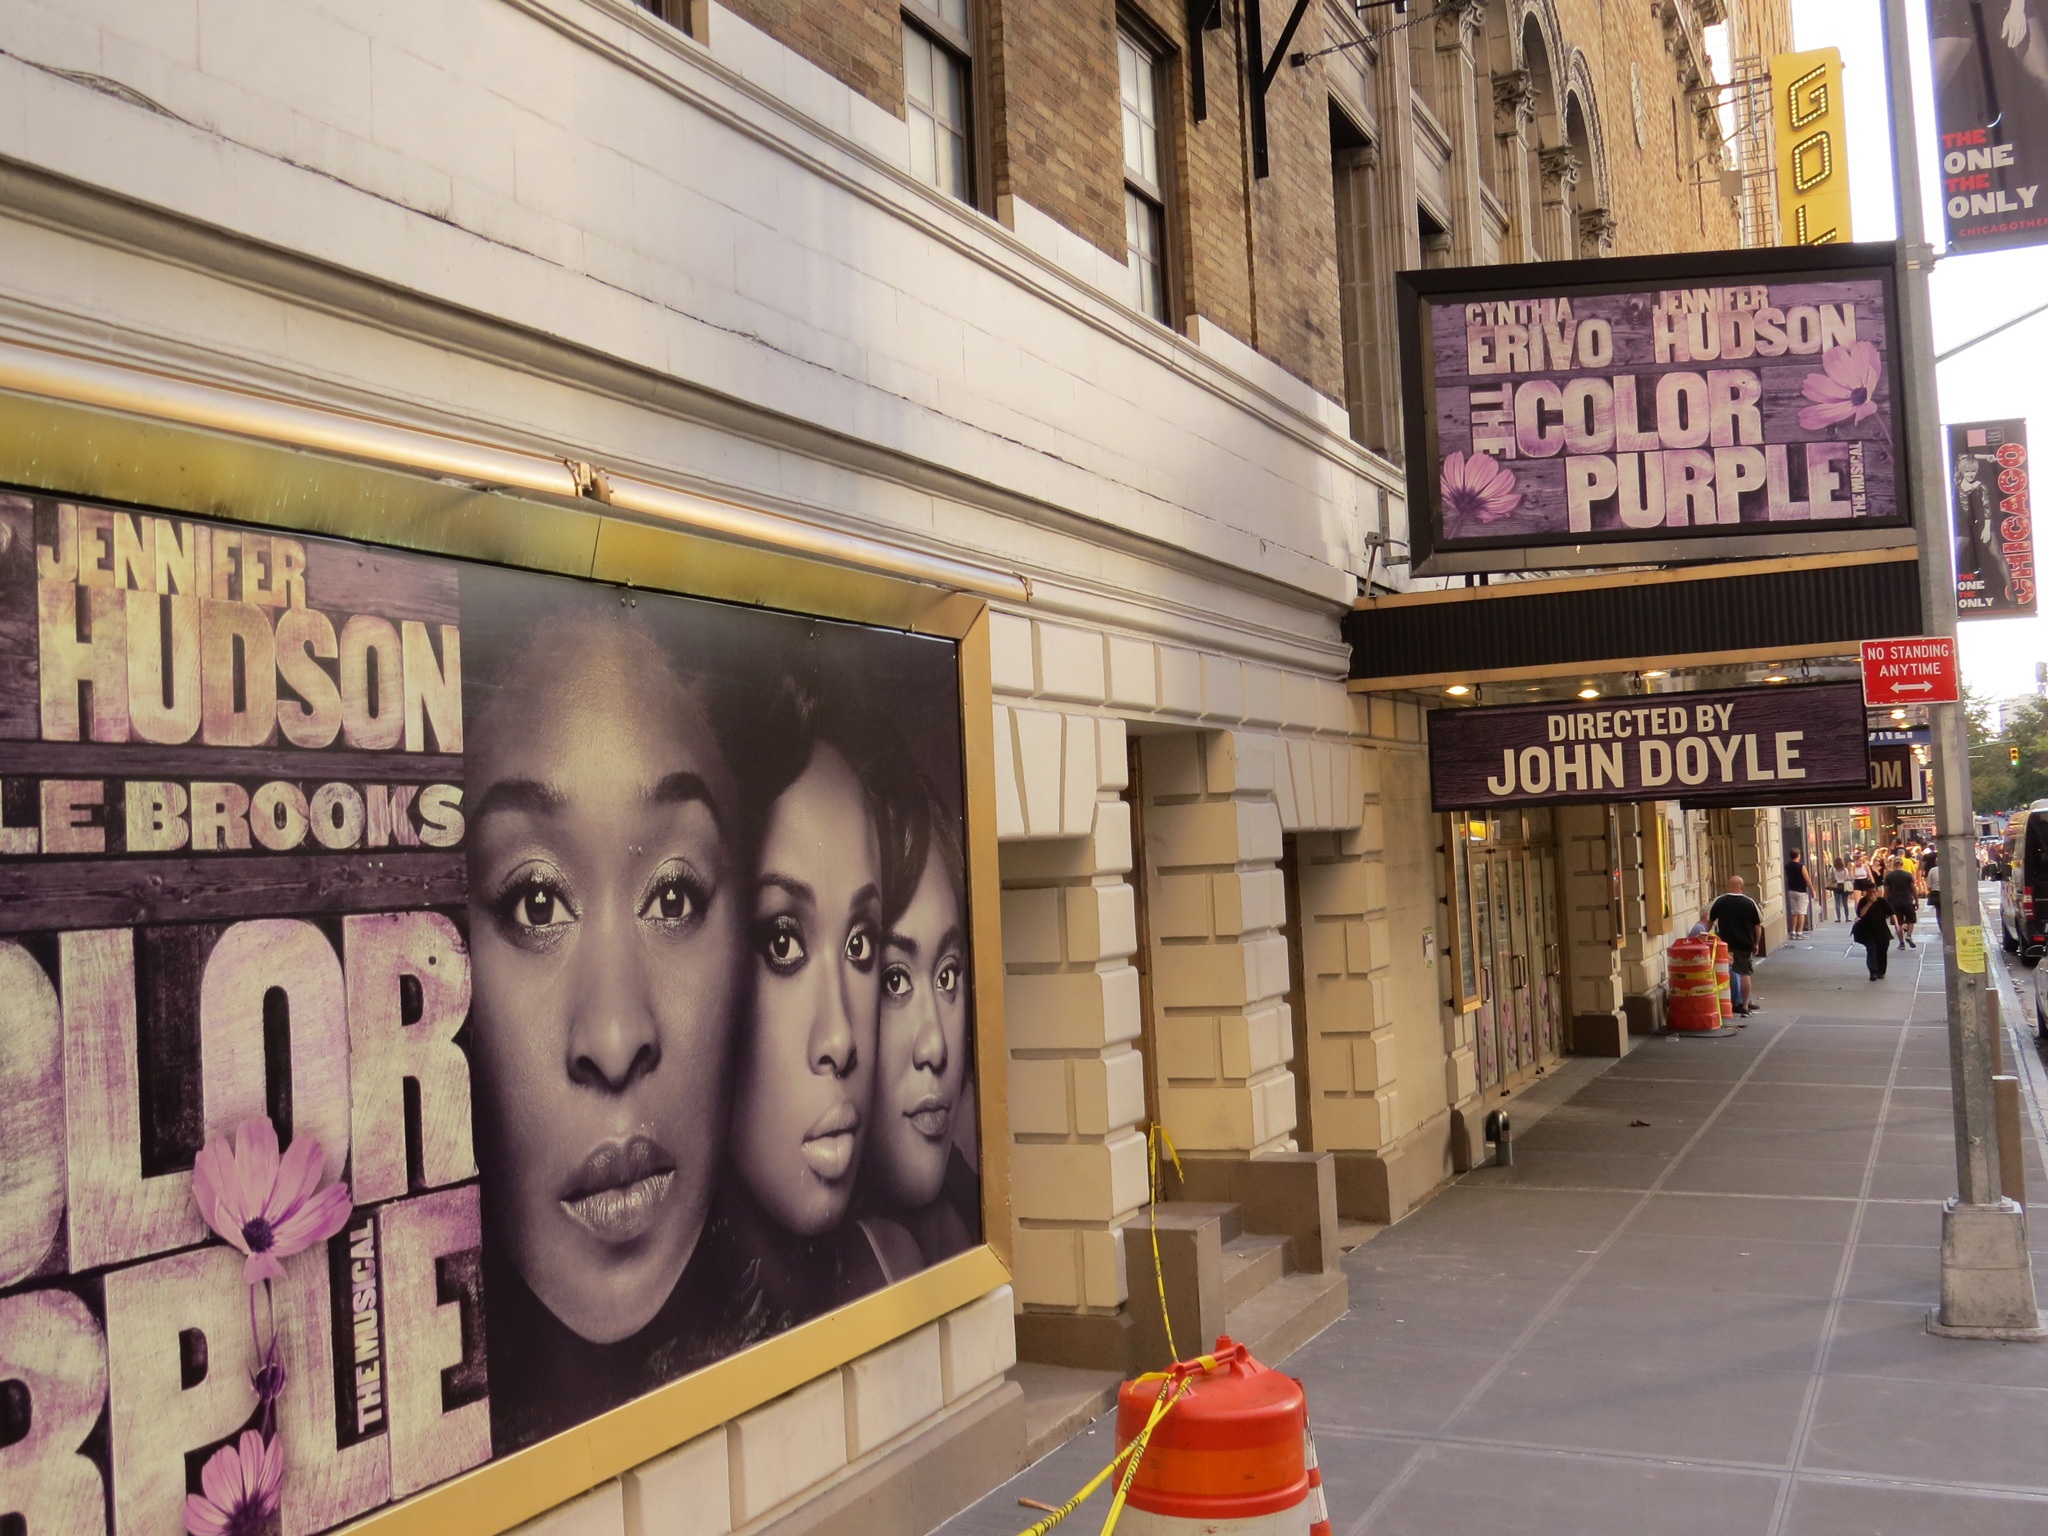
[
  {"xmin": 1577, "ymin": 686, "xmax": 1600, "ymax": 699},
  {"xmin": 1445, "ymin": 684, "xmax": 1471, "ymax": 696}
]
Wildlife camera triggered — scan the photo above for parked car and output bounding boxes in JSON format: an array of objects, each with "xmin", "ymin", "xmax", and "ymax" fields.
[{"xmin": 2000, "ymin": 801, "xmax": 2048, "ymax": 964}]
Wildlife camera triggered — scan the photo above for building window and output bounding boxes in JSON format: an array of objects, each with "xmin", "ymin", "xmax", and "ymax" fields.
[
  {"xmin": 633, "ymin": 0, "xmax": 699, "ymax": 35},
  {"xmin": 904, "ymin": 3, "xmax": 972, "ymax": 202},
  {"xmin": 1118, "ymin": 31, "xmax": 1169, "ymax": 323},
  {"xmin": 1331, "ymin": 103, "xmax": 1395, "ymax": 454},
  {"xmin": 1419, "ymin": 204, "xmax": 1452, "ymax": 269}
]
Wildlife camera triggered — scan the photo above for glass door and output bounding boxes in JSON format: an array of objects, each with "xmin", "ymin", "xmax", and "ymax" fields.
[
  {"xmin": 1473, "ymin": 847, "xmax": 1501, "ymax": 1088},
  {"xmin": 1536, "ymin": 849, "xmax": 1563, "ymax": 1062},
  {"xmin": 1508, "ymin": 854, "xmax": 1535, "ymax": 1071},
  {"xmin": 1490, "ymin": 855, "xmax": 1523, "ymax": 1078}
]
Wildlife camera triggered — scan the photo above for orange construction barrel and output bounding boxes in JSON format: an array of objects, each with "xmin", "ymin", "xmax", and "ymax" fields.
[
  {"xmin": 1666, "ymin": 936, "xmax": 1720, "ymax": 1031},
  {"xmin": 1115, "ymin": 1337, "xmax": 1311, "ymax": 1534},
  {"xmin": 1714, "ymin": 939, "xmax": 1734, "ymax": 1019}
]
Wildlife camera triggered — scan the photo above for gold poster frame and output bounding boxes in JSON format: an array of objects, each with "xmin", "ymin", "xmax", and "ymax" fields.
[{"xmin": 0, "ymin": 391, "xmax": 1015, "ymax": 1536}]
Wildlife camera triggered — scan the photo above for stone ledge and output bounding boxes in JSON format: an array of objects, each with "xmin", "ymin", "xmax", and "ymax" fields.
[{"xmin": 748, "ymin": 1378, "xmax": 1025, "ymax": 1536}]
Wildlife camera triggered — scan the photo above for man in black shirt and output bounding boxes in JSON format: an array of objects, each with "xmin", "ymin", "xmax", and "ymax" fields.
[
  {"xmin": 1784, "ymin": 852, "xmax": 1814, "ymax": 938},
  {"xmin": 1709, "ymin": 876, "xmax": 1765, "ymax": 1016}
]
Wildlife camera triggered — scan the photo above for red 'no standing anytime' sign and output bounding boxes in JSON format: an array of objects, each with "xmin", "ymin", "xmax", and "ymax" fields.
[{"xmin": 1860, "ymin": 637, "xmax": 1959, "ymax": 706}]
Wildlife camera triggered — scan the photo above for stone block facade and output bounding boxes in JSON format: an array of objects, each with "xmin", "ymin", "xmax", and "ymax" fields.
[
  {"xmin": 507, "ymin": 1287, "xmax": 1016, "ymax": 1536},
  {"xmin": 0, "ymin": 0, "xmax": 1788, "ymax": 1529}
]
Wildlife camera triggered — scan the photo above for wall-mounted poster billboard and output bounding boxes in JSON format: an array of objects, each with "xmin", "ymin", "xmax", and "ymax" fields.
[
  {"xmin": 1428, "ymin": 683, "xmax": 1871, "ymax": 810},
  {"xmin": 1931, "ymin": 0, "xmax": 2048, "ymax": 254},
  {"xmin": 1398, "ymin": 244, "xmax": 1913, "ymax": 575},
  {"xmin": 0, "ymin": 492, "xmax": 983, "ymax": 1535},
  {"xmin": 1949, "ymin": 418, "xmax": 2038, "ymax": 617}
]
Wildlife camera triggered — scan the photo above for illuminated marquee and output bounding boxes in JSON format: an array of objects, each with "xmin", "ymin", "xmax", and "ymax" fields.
[{"xmin": 1772, "ymin": 48, "xmax": 1853, "ymax": 247}]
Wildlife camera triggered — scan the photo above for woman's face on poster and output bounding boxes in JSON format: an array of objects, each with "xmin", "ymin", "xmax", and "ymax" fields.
[
  {"xmin": 733, "ymin": 744, "xmax": 882, "ymax": 1236},
  {"xmin": 468, "ymin": 618, "xmax": 743, "ymax": 1344},
  {"xmin": 873, "ymin": 849, "xmax": 970, "ymax": 1209}
]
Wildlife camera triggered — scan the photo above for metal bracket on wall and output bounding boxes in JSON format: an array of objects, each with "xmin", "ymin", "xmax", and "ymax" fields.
[
  {"xmin": 1187, "ymin": 0, "xmax": 1224, "ymax": 122},
  {"xmin": 1244, "ymin": 0, "xmax": 1316, "ymax": 178}
]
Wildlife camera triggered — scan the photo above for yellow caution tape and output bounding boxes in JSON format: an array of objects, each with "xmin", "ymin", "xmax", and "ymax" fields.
[
  {"xmin": 1013, "ymin": 1126, "xmax": 1204, "ymax": 1536},
  {"xmin": 1010, "ymin": 1354, "xmax": 1220, "ymax": 1536},
  {"xmin": 1146, "ymin": 1122, "xmax": 1184, "ymax": 1361}
]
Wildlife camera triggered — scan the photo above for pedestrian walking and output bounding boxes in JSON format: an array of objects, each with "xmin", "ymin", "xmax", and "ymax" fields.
[
  {"xmin": 1830, "ymin": 855, "xmax": 1853, "ymax": 922},
  {"xmin": 1784, "ymin": 851, "xmax": 1814, "ymax": 938},
  {"xmin": 1924, "ymin": 850, "xmax": 1941, "ymax": 926},
  {"xmin": 1709, "ymin": 875, "xmax": 1765, "ymax": 1016},
  {"xmin": 1852, "ymin": 889, "xmax": 1904, "ymax": 978},
  {"xmin": 1883, "ymin": 859, "xmax": 1919, "ymax": 947},
  {"xmin": 1851, "ymin": 850, "xmax": 1874, "ymax": 896}
]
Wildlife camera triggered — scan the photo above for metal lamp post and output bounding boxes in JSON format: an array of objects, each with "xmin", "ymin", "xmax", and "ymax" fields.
[{"xmin": 1881, "ymin": 0, "xmax": 2045, "ymax": 1337}]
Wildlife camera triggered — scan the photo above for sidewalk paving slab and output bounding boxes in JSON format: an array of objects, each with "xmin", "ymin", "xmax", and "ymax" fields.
[{"xmin": 935, "ymin": 904, "xmax": 2048, "ymax": 1536}]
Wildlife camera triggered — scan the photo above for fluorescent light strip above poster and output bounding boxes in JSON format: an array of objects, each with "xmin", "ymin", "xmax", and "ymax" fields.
[{"xmin": 0, "ymin": 337, "xmax": 1032, "ymax": 604}]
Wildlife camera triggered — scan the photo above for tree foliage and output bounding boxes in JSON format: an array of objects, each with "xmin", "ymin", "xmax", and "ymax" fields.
[{"xmin": 1969, "ymin": 685, "xmax": 2048, "ymax": 813}]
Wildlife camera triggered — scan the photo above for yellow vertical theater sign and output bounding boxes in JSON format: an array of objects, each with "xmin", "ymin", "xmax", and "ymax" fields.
[{"xmin": 1773, "ymin": 47, "xmax": 1853, "ymax": 245}]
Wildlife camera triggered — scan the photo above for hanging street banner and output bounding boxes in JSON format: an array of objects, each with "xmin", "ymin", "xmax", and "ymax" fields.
[
  {"xmin": 1948, "ymin": 418, "xmax": 2038, "ymax": 616},
  {"xmin": 1772, "ymin": 48, "xmax": 1854, "ymax": 246},
  {"xmin": 1932, "ymin": 1, "xmax": 2048, "ymax": 252},
  {"xmin": 1397, "ymin": 245, "xmax": 1912, "ymax": 574},
  {"xmin": 1427, "ymin": 683, "xmax": 1871, "ymax": 810}
]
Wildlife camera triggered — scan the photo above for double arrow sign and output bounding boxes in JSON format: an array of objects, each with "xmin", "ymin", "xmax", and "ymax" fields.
[{"xmin": 1860, "ymin": 637, "xmax": 1960, "ymax": 707}]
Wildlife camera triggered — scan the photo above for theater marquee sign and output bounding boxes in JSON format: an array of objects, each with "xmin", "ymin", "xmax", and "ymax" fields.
[
  {"xmin": 1428, "ymin": 683, "xmax": 1871, "ymax": 810},
  {"xmin": 1398, "ymin": 243, "xmax": 1913, "ymax": 574}
]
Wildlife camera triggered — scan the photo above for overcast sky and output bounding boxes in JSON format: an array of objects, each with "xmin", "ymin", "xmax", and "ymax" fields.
[{"xmin": 1788, "ymin": 0, "xmax": 2045, "ymax": 708}]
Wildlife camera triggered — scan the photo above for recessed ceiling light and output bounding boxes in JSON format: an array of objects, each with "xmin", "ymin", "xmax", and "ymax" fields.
[
  {"xmin": 1577, "ymin": 686, "xmax": 1601, "ymax": 699},
  {"xmin": 1445, "ymin": 684, "xmax": 1471, "ymax": 696},
  {"xmin": 1890, "ymin": 708, "xmax": 1907, "ymax": 721},
  {"xmin": 1765, "ymin": 674, "xmax": 1786, "ymax": 683}
]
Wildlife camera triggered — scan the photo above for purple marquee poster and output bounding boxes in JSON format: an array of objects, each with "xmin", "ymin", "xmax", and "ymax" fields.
[{"xmin": 1398, "ymin": 248, "xmax": 1912, "ymax": 574}]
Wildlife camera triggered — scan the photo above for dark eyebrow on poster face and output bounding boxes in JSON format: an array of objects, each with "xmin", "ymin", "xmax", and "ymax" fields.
[
  {"xmin": 885, "ymin": 925, "xmax": 965, "ymax": 959},
  {"xmin": 471, "ymin": 772, "xmax": 725, "ymax": 826},
  {"xmin": 761, "ymin": 874, "xmax": 882, "ymax": 912}
]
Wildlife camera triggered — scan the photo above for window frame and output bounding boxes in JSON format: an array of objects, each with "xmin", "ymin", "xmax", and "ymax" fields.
[
  {"xmin": 632, "ymin": 0, "xmax": 706, "ymax": 38},
  {"xmin": 1115, "ymin": 23, "xmax": 1178, "ymax": 327},
  {"xmin": 902, "ymin": 0, "xmax": 989, "ymax": 212}
]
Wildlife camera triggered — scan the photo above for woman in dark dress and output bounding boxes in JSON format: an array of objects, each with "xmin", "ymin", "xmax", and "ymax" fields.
[{"xmin": 1853, "ymin": 890, "xmax": 1904, "ymax": 980}]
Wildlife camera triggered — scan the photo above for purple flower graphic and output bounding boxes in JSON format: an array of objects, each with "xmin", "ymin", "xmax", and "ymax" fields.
[
  {"xmin": 193, "ymin": 1117, "xmax": 353, "ymax": 1286},
  {"xmin": 1441, "ymin": 451, "xmax": 1523, "ymax": 523},
  {"xmin": 184, "ymin": 1430, "xmax": 283, "ymax": 1536},
  {"xmin": 1797, "ymin": 341, "xmax": 1884, "ymax": 431}
]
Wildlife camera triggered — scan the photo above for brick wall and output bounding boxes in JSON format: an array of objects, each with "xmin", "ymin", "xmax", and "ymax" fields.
[
  {"xmin": 721, "ymin": 0, "xmax": 906, "ymax": 113},
  {"xmin": 706, "ymin": 0, "xmax": 1789, "ymax": 428},
  {"xmin": 988, "ymin": 0, "xmax": 1128, "ymax": 261},
  {"xmin": 1244, "ymin": 1, "xmax": 1345, "ymax": 402}
]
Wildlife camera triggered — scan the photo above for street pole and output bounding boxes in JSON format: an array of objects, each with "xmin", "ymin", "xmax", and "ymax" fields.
[{"xmin": 1881, "ymin": 0, "xmax": 2044, "ymax": 1337}]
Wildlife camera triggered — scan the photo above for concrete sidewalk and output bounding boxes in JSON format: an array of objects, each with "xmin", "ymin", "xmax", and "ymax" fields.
[{"xmin": 939, "ymin": 923, "xmax": 2048, "ymax": 1536}]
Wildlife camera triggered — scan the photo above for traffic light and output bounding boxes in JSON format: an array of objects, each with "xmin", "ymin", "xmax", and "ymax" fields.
[{"xmin": 2012, "ymin": 745, "xmax": 2023, "ymax": 766}]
